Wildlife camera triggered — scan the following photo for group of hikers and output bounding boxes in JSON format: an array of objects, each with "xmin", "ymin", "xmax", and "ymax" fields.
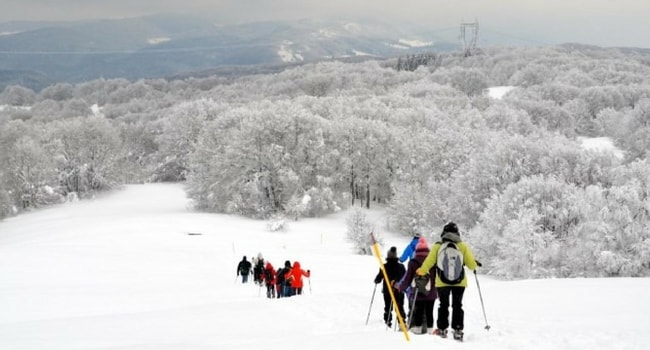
[
  {"xmin": 234, "ymin": 221, "xmax": 479, "ymax": 341},
  {"xmin": 236, "ymin": 253, "xmax": 311, "ymax": 298},
  {"xmin": 373, "ymin": 222, "xmax": 481, "ymax": 342}
]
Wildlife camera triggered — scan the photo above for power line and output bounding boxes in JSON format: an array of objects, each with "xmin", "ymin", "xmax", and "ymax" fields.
[{"xmin": 479, "ymin": 26, "xmax": 552, "ymax": 46}]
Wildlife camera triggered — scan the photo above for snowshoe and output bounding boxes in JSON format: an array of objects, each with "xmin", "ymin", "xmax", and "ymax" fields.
[{"xmin": 432, "ymin": 328, "xmax": 448, "ymax": 338}]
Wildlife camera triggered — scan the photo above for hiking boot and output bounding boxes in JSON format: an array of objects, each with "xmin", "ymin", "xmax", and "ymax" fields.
[
  {"xmin": 410, "ymin": 327, "xmax": 423, "ymax": 335},
  {"xmin": 453, "ymin": 329, "xmax": 464, "ymax": 341},
  {"xmin": 433, "ymin": 328, "xmax": 448, "ymax": 338}
]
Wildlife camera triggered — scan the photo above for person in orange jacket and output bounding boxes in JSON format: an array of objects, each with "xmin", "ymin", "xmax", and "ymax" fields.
[{"xmin": 284, "ymin": 261, "xmax": 311, "ymax": 296}]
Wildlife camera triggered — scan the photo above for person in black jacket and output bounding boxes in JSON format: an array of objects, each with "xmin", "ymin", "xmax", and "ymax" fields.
[
  {"xmin": 236, "ymin": 256, "xmax": 252, "ymax": 283},
  {"xmin": 252, "ymin": 253, "xmax": 265, "ymax": 285},
  {"xmin": 374, "ymin": 246, "xmax": 406, "ymax": 328}
]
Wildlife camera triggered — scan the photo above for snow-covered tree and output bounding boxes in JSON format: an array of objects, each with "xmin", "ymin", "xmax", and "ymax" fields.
[
  {"xmin": 346, "ymin": 207, "xmax": 378, "ymax": 255},
  {"xmin": 49, "ymin": 116, "xmax": 122, "ymax": 196},
  {"xmin": 153, "ymin": 99, "xmax": 212, "ymax": 181},
  {"xmin": 621, "ymin": 98, "xmax": 650, "ymax": 161},
  {"xmin": 1, "ymin": 85, "xmax": 36, "ymax": 106},
  {"xmin": 433, "ymin": 67, "xmax": 489, "ymax": 97},
  {"xmin": 469, "ymin": 175, "xmax": 583, "ymax": 278}
]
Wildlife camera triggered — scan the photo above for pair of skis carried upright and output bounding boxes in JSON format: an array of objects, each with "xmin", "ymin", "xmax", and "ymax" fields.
[{"xmin": 369, "ymin": 232, "xmax": 410, "ymax": 342}]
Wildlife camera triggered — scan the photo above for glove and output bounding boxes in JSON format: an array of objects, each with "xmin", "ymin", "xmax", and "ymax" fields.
[
  {"xmin": 415, "ymin": 268, "xmax": 426, "ymax": 276},
  {"xmin": 307, "ymin": 269, "xmax": 310, "ymax": 273}
]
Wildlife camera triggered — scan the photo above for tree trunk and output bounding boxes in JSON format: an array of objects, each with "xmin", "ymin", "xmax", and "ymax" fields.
[
  {"xmin": 350, "ymin": 164, "xmax": 355, "ymax": 206},
  {"xmin": 366, "ymin": 181, "xmax": 370, "ymax": 209}
]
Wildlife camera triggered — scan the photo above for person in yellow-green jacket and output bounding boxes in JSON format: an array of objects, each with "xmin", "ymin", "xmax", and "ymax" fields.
[{"xmin": 416, "ymin": 222, "xmax": 479, "ymax": 341}]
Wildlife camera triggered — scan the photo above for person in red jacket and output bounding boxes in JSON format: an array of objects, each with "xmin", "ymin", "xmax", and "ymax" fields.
[
  {"xmin": 262, "ymin": 262, "xmax": 277, "ymax": 298},
  {"xmin": 284, "ymin": 261, "xmax": 311, "ymax": 296}
]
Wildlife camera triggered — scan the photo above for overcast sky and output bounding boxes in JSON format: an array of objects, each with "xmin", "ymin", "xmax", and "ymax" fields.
[{"xmin": 1, "ymin": 0, "xmax": 649, "ymax": 48}]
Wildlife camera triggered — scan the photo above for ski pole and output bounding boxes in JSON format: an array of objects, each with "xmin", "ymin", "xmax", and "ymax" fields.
[
  {"xmin": 365, "ymin": 283, "xmax": 378, "ymax": 325},
  {"xmin": 407, "ymin": 288, "xmax": 417, "ymax": 330},
  {"xmin": 308, "ymin": 277, "xmax": 312, "ymax": 294},
  {"xmin": 474, "ymin": 270, "xmax": 491, "ymax": 331},
  {"xmin": 387, "ymin": 302, "xmax": 393, "ymax": 331},
  {"xmin": 370, "ymin": 233, "xmax": 410, "ymax": 341}
]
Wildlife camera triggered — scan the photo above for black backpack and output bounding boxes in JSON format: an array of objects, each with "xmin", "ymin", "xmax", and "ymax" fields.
[
  {"xmin": 264, "ymin": 268, "xmax": 274, "ymax": 284},
  {"xmin": 276, "ymin": 268, "xmax": 285, "ymax": 285},
  {"xmin": 413, "ymin": 275, "xmax": 431, "ymax": 294},
  {"xmin": 411, "ymin": 260, "xmax": 433, "ymax": 295}
]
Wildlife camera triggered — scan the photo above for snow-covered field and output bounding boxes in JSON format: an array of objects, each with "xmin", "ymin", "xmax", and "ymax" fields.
[
  {"xmin": 578, "ymin": 136, "xmax": 625, "ymax": 159},
  {"xmin": 487, "ymin": 86, "xmax": 515, "ymax": 99},
  {"xmin": 0, "ymin": 183, "xmax": 648, "ymax": 349}
]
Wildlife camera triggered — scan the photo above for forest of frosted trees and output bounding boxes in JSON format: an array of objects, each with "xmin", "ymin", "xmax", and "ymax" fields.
[{"xmin": 1, "ymin": 45, "xmax": 649, "ymax": 279}]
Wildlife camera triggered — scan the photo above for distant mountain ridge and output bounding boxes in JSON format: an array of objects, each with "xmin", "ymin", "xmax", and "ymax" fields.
[{"xmin": 0, "ymin": 14, "xmax": 460, "ymax": 91}]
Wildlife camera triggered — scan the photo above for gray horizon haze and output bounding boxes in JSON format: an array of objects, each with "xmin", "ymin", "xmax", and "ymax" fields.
[{"xmin": 0, "ymin": 0, "xmax": 649, "ymax": 48}]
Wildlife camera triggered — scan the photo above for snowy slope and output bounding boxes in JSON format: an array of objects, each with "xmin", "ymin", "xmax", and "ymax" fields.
[{"xmin": 0, "ymin": 183, "xmax": 648, "ymax": 349}]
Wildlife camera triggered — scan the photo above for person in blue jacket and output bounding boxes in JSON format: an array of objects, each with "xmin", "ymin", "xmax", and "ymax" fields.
[
  {"xmin": 398, "ymin": 233, "xmax": 421, "ymax": 318},
  {"xmin": 399, "ymin": 233, "xmax": 421, "ymax": 263}
]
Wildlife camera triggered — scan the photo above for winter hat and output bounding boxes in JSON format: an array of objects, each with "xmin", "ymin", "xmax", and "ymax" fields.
[
  {"xmin": 415, "ymin": 237, "xmax": 429, "ymax": 253},
  {"xmin": 387, "ymin": 246, "xmax": 398, "ymax": 259},
  {"xmin": 441, "ymin": 222, "xmax": 461, "ymax": 242},
  {"xmin": 443, "ymin": 222, "xmax": 459, "ymax": 234},
  {"xmin": 284, "ymin": 260, "xmax": 291, "ymax": 268}
]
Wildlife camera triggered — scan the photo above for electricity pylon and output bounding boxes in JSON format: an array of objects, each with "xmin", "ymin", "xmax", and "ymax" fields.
[{"xmin": 460, "ymin": 20, "xmax": 479, "ymax": 57}]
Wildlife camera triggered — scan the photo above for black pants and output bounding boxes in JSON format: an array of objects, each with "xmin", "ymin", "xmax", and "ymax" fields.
[
  {"xmin": 411, "ymin": 299, "xmax": 435, "ymax": 328},
  {"xmin": 382, "ymin": 292, "xmax": 405, "ymax": 325},
  {"xmin": 266, "ymin": 284, "xmax": 275, "ymax": 298},
  {"xmin": 436, "ymin": 286, "xmax": 465, "ymax": 330}
]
